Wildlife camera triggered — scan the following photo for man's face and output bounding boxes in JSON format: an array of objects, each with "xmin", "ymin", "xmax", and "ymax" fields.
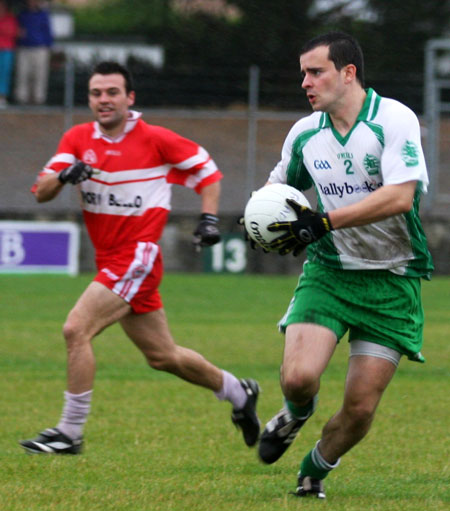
[
  {"xmin": 88, "ymin": 73, "xmax": 135, "ymax": 134},
  {"xmin": 300, "ymin": 45, "xmax": 348, "ymax": 113}
]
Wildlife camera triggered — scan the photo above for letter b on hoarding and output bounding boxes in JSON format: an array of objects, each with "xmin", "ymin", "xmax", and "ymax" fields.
[
  {"xmin": 0, "ymin": 221, "xmax": 80, "ymax": 275},
  {"xmin": 0, "ymin": 230, "xmax": 25, "ymax": 265}
]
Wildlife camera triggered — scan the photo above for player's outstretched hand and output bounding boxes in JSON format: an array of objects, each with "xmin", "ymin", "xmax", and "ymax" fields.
[
  {"xmin": 192, "ymin": 213, "xmax": 221, "ymax": 248},
  {"xmin": 58, "ymin": 162, "xmax": 94, "ymax": 185},
  {"xmin": 267, "ymin": 198, "xmax": 332, "ymax": 255}
]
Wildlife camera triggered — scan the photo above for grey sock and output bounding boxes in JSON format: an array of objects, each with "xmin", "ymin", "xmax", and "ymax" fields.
[
  {"xmin": 57, "ymin": 390, "xmax": 92, "ymax": 440},
  {"xmin": 214, "ymin": 370, "xmax": 247, "ymax": 409}
]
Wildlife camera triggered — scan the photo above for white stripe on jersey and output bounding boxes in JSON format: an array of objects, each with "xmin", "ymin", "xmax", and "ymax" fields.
[
  {"xmin": 173, "ymin": 147, "xmax": 216, "ymax": 170},
  {"xmin": 81, "ymin": 175, "xmax": 172, "ymax": 215},
  {"xmin": 41, "ymin": 168, "xmax": 57, "ymax": 176},
  {"xmin": 367, "ymin": 91, "xmax": 378, "ymax": 120},
  {"xmin": 112, "ymin": 242, "xmax": 159, "ymax": 303},
  {"xmin": 92, "ymin": 165, "xmax": 169, "ymax": 185},
  {"xmin": 45, "ymin": 153, "xmax": 77, "ymax": 167},
  {"xmin": 183, "ymin": 160, "xmax": 220, "ymax": 189},
  {"xmin": 80, "ymin": 158, "xmax": 220, "ymax": 215},
  {"xmin": 80, "ymin": 159, "xmax": 218, "ymax": 187}
]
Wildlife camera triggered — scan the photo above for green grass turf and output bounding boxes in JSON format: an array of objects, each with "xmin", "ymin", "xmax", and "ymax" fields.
[{"xmin": 0, "ymin": 273, "xmax": 448, "ymax": 511}]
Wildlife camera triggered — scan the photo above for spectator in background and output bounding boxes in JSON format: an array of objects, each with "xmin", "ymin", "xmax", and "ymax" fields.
[
  {"xmin": 0, "ymin": 0, "xmax": 18, "ymax": 108},
  {"xmin": 15, "ymin": 0, "xmax": 53, "ymax": 105}
]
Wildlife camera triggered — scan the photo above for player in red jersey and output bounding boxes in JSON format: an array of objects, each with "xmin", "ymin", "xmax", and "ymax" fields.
[{"xmin": 20, "ymin": 61, "xmax": 260, "ymax": 454}]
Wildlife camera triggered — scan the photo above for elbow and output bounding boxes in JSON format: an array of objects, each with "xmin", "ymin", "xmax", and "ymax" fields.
[
  {"xmin": 34, "ymin": 189, "xmax": 51, "ymax": 203},
  {"xmin": 34, "ymin": 191, "xmax": 45, "ymax": 203},
  {"xmin": 396, "ymin": 196, "xmax": 414, "ymax": 214},
  {"xmin": 395, "ymin": 198, "xmax": 413, "ymax": 215},
  {"xmin": 390, "ymin": 181, "xmax": 417, "ymax": 215}
]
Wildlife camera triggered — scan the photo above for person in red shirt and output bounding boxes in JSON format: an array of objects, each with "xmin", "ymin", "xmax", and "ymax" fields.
[
  {"xmin": 0, "ymin": 0, "xmax": 18, "ymax": 107},
  {"xmin": 20, "ymin": 61, "xmax": 260, "ymax": 454}
]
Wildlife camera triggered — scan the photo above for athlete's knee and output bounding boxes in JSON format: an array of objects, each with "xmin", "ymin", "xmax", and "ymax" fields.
[
  {"xmin": 62, "ymin": 318, "xmax": 80, "ymax": 343},
  {"xmin": 281, "ymin": 364, "xmax": 319, "ymax": 402},
  {"xmin": 62, "ymin": 314, "xmax": 91, "ymax": 348}
]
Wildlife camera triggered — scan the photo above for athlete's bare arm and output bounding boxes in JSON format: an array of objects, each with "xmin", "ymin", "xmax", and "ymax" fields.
[
  {"xmin": 328, "ymin": 180, "xmax": 417, "ymax": 229},
  {"xmin": 200, "ymin": 181, "xmax": 221, "ymax": 215},
  {"xmin": 33, "ymin": 173, "xmax": 64, "ymax": 203}
]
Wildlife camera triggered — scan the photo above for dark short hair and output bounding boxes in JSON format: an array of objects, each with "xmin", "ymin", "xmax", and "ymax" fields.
[
  {"xmin": 300, "ymin": 32, "xmax": 365, "ymax": 87},
  {"xmin": 89, "ymin": 61, "xmax": 134, "ymax": 93}
]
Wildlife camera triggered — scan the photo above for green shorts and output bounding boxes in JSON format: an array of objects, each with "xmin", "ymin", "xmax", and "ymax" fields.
[{"xmin": 279, "ymin": 262, "xmax": 425, "ymax": 362}]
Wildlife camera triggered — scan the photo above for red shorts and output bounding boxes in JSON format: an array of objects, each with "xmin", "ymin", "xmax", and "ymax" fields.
[{"xmin": 94, "ymin": 241, "xmax": 163, "ymax": 314}]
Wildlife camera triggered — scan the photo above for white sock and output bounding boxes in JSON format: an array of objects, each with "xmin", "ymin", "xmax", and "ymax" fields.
[
  {"xmin": 57, "ymin": 390, "xmax": 92, "ymax": 440},
  {"xmin": 214, "ymin": 370, "xmax": 247, "ymax": 410},
  {"xmin": 312, "ymin": 441, "xmax": 341, "ymax": 470}
]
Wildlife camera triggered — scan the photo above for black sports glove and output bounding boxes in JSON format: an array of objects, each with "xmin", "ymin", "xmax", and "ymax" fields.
[
  {"xmin": 58, "ymin": 161, "xmax": 94, "ymax": 185},
  {"xmin": 192, "ymin": 213, "xmax": 221, "ymax": 248},
  {"xmin": 267, "ymin": 198, "xmax": 332, "ymax": 255}
]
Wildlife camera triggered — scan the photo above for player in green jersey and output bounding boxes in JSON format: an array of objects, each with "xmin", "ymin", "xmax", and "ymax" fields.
[{"xmin": 254, "ymin": 32, "xmax": 434, "ymax": 499}]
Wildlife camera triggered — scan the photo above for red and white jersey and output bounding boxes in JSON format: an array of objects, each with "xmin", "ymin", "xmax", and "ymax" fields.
[{"xmin": 32, "ymin": 111, "xmax": 223, "ymax": 255}]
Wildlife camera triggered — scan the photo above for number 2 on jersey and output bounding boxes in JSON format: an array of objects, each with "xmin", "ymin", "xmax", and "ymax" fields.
[{"xmin": 344, "ymin": 159, "xmax": 354, "ymax": 174}]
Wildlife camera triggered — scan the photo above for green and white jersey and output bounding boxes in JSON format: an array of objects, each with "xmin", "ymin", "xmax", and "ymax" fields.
[{"xmin": 269, "ymin": 88, "xmax": 433, "ymax": 278}]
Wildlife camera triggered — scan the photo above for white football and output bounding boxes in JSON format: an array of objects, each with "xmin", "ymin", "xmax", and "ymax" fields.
[{"xmin": 244, "ymin": 184, "xmax": 311, "ymax": 251}]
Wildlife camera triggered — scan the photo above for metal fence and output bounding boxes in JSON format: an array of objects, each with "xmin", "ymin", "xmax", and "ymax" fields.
[
  {"xmin": 2, "ymin": 43, "xmax": 449, "ymax": 274},
  {"xmin": 424, "ymin": 38, "xmax": 450, "ymax": 213},
  {"xmin": 58, "ymin": 46, "xmax": 449, "ymax": 215}
]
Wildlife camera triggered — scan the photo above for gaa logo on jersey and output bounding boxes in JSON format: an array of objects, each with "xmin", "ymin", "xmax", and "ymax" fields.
[
  {"xmin": 314, "ymin": 160, "xmax": 332, "ymax": 170},
  {"xmin": 83, "ymin": 149, "xmax": 98, "ymax": 165}
]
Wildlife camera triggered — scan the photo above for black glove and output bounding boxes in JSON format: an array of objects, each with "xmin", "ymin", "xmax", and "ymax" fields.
[
  {"xmin": 192, "ymin": 213, "xmax": 221, "ymax": 247},
  {"xmin": 267, "ymin": 198, "xmax": 332, "ymax": 255},
  {"xmin": 58, "ymin": 161, "xmax": 94, "ymax": 185}
]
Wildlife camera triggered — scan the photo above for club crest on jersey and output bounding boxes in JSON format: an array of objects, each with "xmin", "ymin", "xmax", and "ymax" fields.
[
  {"xmin": 363, "ymin": 154, "xmax": 380, "ymax": 175},
  {"xmin": 401, "ymin": 141, "xmax": 419, "ymax": 167},
  {"xmin": 132, "ymin": 265, "xmax": 146, "ymax": 279},
  {"xmin": 83, "ymin": 149, "xmax": 97, "ymax": 165}
]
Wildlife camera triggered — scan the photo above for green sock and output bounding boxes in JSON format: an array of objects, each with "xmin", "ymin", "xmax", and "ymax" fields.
[
  {"xmin": 300, "ymin": 450, "xmax": 331, "ymax": 480},
  {"xmin": 285, "ymin": 394, "xmax": 318, "ymax": 419},
  {"xmin": 300, "ymin": 443, "xmax": 341, "ymax": 480}
]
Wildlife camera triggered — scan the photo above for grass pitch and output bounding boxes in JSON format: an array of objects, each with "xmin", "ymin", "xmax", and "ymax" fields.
[{"xmin": 0, "ymin": 273, "xmax": 449, "ymax": 511}]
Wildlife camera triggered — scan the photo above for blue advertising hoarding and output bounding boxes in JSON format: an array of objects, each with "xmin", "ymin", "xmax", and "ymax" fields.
[{"xmin": 0, "ymin": 221, "xmax": 80, "ymax": 275}]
